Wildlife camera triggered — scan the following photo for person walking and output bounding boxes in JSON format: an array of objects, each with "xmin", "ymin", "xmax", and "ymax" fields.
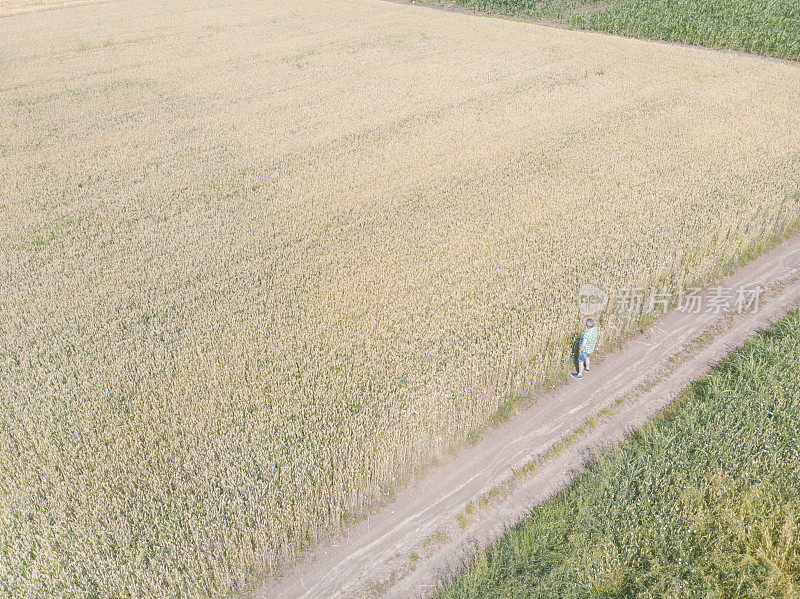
[{"xmin": 571, "ymin": 318, "xmax": 598, "ymax": 379}]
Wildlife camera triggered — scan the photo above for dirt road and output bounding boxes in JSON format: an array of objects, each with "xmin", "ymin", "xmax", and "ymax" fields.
[{"xmin": 253, "ymin": 233, "xmax": 800, "ymax": 599}]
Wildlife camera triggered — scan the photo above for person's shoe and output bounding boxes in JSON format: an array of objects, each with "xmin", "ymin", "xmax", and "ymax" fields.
[
  {"xmin": 584, "ymin": 368, "xmax": 590, "ymax": 374},
  {"xmin": 571, "ymin": 372, "xmax": 582, "ymax": 379}
]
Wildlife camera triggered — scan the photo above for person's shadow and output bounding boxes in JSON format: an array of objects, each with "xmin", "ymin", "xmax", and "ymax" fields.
[{"xmin": 570, "ymin": 332, "xmax": 583, "ymax": 373}]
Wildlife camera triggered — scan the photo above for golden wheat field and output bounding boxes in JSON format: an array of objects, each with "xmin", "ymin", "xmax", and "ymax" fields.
[
  {"xmin": 1, "ymin": 0, "xmax": 799, "ymax": 595},
  {"xmin": 0, "ymin": 0, "xmax": 106, "ymax": 17}
]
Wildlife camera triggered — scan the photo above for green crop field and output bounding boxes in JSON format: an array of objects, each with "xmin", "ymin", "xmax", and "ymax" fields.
[
  {"xmin": 439, "ymin": 310, "xmax": 800, "ymax": 598},
  {"xmin": 445, "ymin": 0, "xmax": 800, "ymax": 60}
]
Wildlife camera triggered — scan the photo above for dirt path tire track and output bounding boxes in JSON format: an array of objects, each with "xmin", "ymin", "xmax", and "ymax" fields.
[{"xmin": 253, "ymin": 233, "xmax": 800, "ymax": 599}]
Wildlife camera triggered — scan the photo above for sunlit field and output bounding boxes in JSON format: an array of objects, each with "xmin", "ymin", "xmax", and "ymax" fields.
[
  {"xmin": 0, "ymin": 0, "xmax": 106, "ymax": 17},
  {"xmin": 1, "ymin": 0, "xmax": 799, "ymax": 595},
  {"xmin": 439, "ymin": 309, "xmax": 800, "ymax": 598}
]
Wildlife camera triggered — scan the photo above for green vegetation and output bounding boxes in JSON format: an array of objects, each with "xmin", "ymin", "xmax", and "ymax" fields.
[
  {"xmin": 439, "ymin": 309, "xmax": 800, "ymax": 597},
  {"xmin": 445, "ymin": 0, "xmax": 800, "ymax": 60}
]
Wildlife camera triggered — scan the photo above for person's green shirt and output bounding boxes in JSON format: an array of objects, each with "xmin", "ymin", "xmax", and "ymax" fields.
[{"xmin": 582, "ymin": 326, "xmax": 599, "ymax": 354}]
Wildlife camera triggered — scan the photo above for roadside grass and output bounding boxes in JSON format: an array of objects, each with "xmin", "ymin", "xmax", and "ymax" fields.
[
  {"xmin": 440, "ymin": 0, "xmax": 800, "ymax": 60},
  {"xmin": 438, "ymin": 309, "xmax": 800, "ymax": 598}
]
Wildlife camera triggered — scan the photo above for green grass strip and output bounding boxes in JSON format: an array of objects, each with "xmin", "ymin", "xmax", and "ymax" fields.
[{"xmin": 441, "ymin": 0, "xmax": 800, "ymax": 60}]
